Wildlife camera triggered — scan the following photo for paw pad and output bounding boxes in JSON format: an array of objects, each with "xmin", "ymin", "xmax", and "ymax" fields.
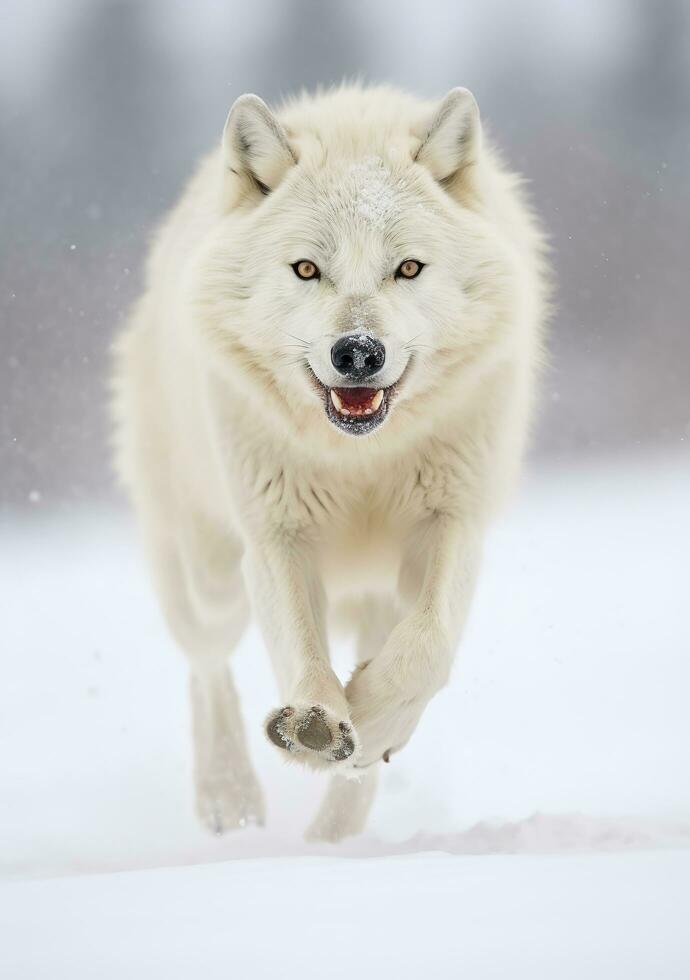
[
  {"xmin": 296, "ymin": 707, "xmax": 332, "ymax": 750},
  {"xmin": 265, "ymin": 703, "xmax": 358, "ymax": 765},
  {"xmin": 266, "ymin": 713, "xmax": 295, "ymax": 750}
]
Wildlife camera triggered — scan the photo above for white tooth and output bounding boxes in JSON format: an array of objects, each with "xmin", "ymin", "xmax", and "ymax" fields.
[
  {"xmin": 364, "ymin": 408, "xmax": 372, "ymax": 415},
  {"xmin": 330, "ymin": 389, "xmax": 343, "ymax": 412},
  {"xmin": 341, "ymin": 408, "xmax": 350, "ymax": 416},
  {"xmin": 371, "ymin": 389, "xmax": 384, "ymax": 411}
]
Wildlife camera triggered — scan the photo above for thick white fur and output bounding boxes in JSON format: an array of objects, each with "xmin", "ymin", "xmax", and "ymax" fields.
[{"xmin": 112, "ymin": 84, "xmax": 548, "ymax": 840}]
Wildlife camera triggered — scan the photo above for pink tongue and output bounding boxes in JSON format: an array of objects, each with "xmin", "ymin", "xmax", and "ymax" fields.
[{"xmin": 333, "ymin": 387, "xmax": 378, "ymax": 409}]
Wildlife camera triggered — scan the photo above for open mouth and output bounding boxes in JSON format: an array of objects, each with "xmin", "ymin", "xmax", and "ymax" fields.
[
  {"xmin": 306, "ymin": 370, "xmax": 391, "ymax": 435},
  {"xmin": 326, "ymin": 385, "xmax": 389, "ymax": 434}
]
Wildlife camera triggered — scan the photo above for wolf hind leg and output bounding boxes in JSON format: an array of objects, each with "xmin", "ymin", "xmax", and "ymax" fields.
[
  {"xmin": 306, "ymin": 594, "xmax": 400, "ymax": 841},
  {"xmin": 145, "ymin": 511, "xmax": 264, "ymax": 834},
  {"xmin": 305, "ymin": 767, "xmax": 379, "ymax": 842}
]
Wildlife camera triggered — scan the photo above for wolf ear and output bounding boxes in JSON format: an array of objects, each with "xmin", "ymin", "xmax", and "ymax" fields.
[
  {"xmin": 222, "ymin": 94, "xmax": 296, "ymax": 195},
  {"xmin": 415, "ymin": 88, "xmax": 481, "ymax": 187}
]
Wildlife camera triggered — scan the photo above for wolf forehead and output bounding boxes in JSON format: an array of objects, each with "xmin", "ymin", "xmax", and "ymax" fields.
[
  {"xmin": 302, "ymin": 155, "xmax": 410, "ymax": 228},
  {"xmin": 223, "ymin": 85, "xmax": 480, "ymax": 232},
  {"xmin": 279, "ymin": 155, "xmax": 440, "ymax": 256}
]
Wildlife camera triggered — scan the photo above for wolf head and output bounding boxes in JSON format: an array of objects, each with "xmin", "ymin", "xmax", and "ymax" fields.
[{"xmin": 193, "ymin": 86, "xmax": 525, "ymax": 448}]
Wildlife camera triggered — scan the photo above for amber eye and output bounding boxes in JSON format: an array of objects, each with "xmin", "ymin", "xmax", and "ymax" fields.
[
  {"xmin": 395, "ymin": 259, "xmax": 424, "ymax": 280},
  {"xmin": 292, "ymin": 260, "xmax": 320, "ymax": 281}
]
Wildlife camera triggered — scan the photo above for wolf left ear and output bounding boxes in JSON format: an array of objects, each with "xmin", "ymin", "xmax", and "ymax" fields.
[
  {"xmin": 415, "ymin": 87, "xmax": 481, "ymax": 186},
  {"xmin": 223, "ymin": 94, "xmax": 296, "ymax": 195}
]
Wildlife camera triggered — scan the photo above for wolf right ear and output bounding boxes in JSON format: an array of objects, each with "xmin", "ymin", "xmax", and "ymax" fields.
[
  {"xmin": 415, "ymin": 88, "xmax": 481, "ymax": 191},
  {"xmin": 222, "ymin": 94, "xmax": 296, "ymax": 196}
]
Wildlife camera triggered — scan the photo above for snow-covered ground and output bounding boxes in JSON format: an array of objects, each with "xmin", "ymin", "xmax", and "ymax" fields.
[{"xmin": 1, "ymin": 452, "xmax": 689, "ymax": 977}]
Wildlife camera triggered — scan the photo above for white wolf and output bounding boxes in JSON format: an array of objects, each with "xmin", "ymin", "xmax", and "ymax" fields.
[{"xmin": 112, "ymin": 84, "xmax": 548, "ymax": 841}]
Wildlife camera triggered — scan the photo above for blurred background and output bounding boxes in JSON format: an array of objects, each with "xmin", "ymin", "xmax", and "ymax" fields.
[{"xmin": 1, "ymin": 0, "xmax": 689, "ymax": 513}]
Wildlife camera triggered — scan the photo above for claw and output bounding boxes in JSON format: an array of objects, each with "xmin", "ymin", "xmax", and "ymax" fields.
[{"xmin": 211, "ymin": 804, "xmax": 224, "ymax": 836}]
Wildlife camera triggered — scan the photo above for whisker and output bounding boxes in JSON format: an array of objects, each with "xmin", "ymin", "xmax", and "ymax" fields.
[
  {"xmin": 277, "ymin": 328, "xmax": 310, "ymax": 346},
  {"xmin": 279, "ymin": 356, "xmax": 309, "ymax": 368},
  {"xmin": 404, "ymin": 343, "xmax": 434, "ymax": 353}
]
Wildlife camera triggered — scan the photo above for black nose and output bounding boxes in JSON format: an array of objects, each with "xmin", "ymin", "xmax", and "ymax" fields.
[{"xmin": 330, "ymin": 334, "xmax": 386, "ymax": 380}]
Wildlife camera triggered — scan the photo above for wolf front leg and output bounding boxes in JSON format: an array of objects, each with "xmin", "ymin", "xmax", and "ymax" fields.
[
  {"xmin": 346, "ymin": 515, "xmax": 482, "ymax": 767},
  {"xmin": 243, "ymin": 535, "xmax": 359, "ymax": 768}
]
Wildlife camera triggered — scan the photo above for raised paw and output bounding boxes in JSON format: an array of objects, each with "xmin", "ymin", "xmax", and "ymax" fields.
[{"xmin": 265, "ymin": 704, "xmax": 359, "ymax": 768}]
